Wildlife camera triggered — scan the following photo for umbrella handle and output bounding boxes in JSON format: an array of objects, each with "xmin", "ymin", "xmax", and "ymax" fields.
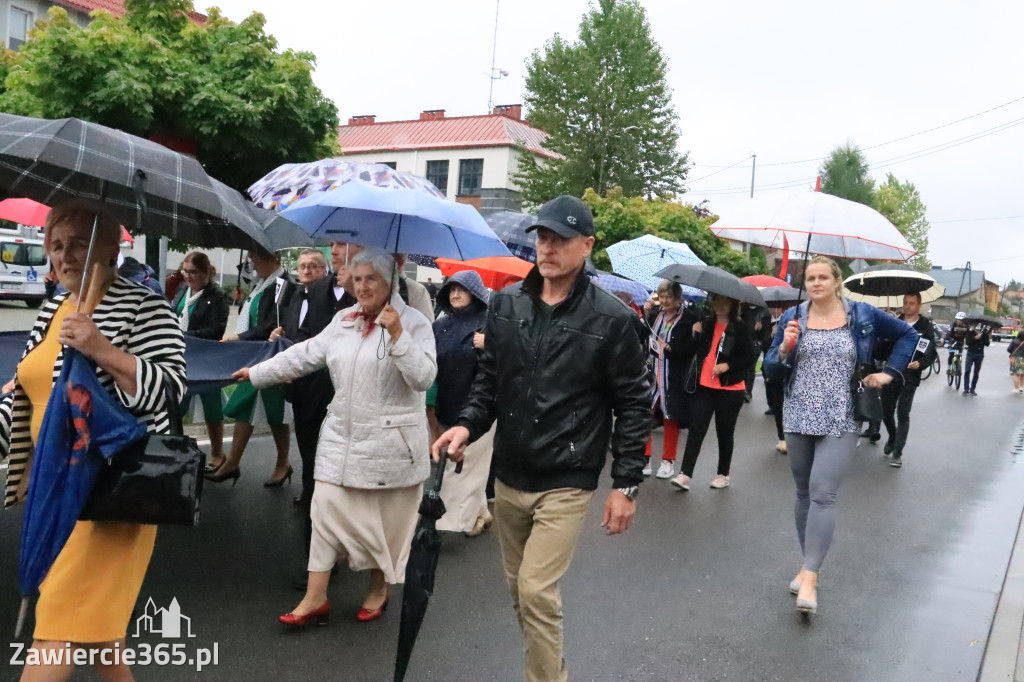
[{"xmin": 81, "ymin": 263, "xmax": 108, "ymax": 316}]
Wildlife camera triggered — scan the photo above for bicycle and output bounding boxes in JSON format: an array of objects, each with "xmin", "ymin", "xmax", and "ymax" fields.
[
  {"xmin": 946, "ymin": 349, "xmax": 962, "ymax": 389},
  {"xmin": 921, "ymin": 354, "xmax": 941, "ymax": 381}
]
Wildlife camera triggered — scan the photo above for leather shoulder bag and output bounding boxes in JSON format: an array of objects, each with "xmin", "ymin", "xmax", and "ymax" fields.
[{"xmin": 80, "ymin": 378, "xmax": 205, "ymax": 526}]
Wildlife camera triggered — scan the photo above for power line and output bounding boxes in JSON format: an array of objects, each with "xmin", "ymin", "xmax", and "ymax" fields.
[
  {"xmin": 686, "ymin": 155, "xmax": 752, "ymax": 183},
  {"xmin": 693, "ymin": 94, "xmax": 1024, "ymax": 169},
  {"xmin": 973, "ymin": 253, "xmax": 1024, "ymax": 265},
  {"xmin": 870, "ymin": 117, "xmax": 1024, "ymax": 171},
  {"xmin": 931, "ymin": 216, "xmax": 1024, "ymax": 224},
  {"xmin": 690, "ymin": 116, "xmax": 1024, "ymax": 196}
]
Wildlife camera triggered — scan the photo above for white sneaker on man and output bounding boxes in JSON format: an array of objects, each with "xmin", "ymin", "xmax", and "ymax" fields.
[
  {"xmin": 709, "ymin": 475, "xmax": 731, "ymax": 489},
  {"xmin": 656, "ymin": 460, "xmax": 676, "ymax": 479},
  {"xmin": 669, "ymin": 473, "xmax": 691, "ymax": 491},
  {"xmin": 642, "ymin": 461, "xmax": 653, "ymax": 477}
]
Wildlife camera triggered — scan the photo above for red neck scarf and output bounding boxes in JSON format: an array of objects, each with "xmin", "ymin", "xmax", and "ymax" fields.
[{"xmin": 342, "ymin": 309, "xmax": 380, "ymax": 338}]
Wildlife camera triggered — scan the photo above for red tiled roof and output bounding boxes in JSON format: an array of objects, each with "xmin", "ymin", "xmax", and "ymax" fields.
[
  {"xmin": 55, "ymin": 0, "xmax": 206, "ymax": 23},
  {"xmin": 337, "ymin": 114, "xmax": 559, "ymax": 160}
]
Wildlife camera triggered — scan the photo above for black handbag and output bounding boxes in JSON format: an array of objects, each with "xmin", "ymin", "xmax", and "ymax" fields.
[
  {"xmin": 851, "ymin": 364, "xmax": 883, "ymax": 423},
  {"xmin": 80, "ymin": 379, "xmax": 205, "ymax": 526}
]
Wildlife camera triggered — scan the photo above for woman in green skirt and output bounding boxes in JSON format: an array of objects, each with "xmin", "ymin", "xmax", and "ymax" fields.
[
  {"xmin": 171, "ymin": 251, "xmax": 231, "ymax": 467},
  {"xmin": 210, "ymin": 247, "xmax": 296, "ymax": 487}
]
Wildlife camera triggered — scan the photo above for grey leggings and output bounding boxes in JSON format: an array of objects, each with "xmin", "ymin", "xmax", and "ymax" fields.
[{"xmin": 786, "ymin": 431, "xmax": 859, "ymax": 573}]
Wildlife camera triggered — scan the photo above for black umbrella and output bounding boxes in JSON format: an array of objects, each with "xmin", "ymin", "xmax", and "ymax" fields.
[
  {"xmin": 0, "ymin": 113, "xmax": 292, "ymax": 252},
  {"xmin": 760, "ymin": 285, "xmax": 806, "ymax": 304},
  {"xmin": 964, "ymin": 314, "xmax": 1004, "ymax": 330},
  {"xmin": 654, "ymin": 264, "xmax": 767, "ymax": 307},
  {"xmin": 842, "ymin": 266, "xmax": 943, "ymax": 301},
  {"xmin": 394, "ymin": 457, "xmax": 457, "ymax": 682}
]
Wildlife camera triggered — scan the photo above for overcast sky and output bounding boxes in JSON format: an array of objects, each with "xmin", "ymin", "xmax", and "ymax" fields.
[{"xmin": 209, "ymin": 0, "xmax": 1024, "ymax": 287}]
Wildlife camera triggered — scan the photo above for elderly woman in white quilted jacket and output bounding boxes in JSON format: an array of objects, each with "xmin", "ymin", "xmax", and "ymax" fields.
[{"xmin": 234, "ymin": 248, "xmax": 436, "ymax": 628}]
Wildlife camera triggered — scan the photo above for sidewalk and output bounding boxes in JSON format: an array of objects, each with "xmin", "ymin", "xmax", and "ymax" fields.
[{"xmin": 979, "ymin": 423, "xmax": 1024, "ymax": 681}]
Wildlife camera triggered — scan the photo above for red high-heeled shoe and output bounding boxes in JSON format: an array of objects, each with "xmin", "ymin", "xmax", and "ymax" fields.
[
  {"xmin": 279, "ymin": 601, "xmax": 330, "ymax": 627},
  {"xmin": 356, "ymin": 592, "xmax": 390, "ymax": 622}
]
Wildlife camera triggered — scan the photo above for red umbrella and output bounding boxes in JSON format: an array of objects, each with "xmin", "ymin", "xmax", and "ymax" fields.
[
  {"xmin": 0, "ymin": 198, "xmax": 134, "ymax": 245},
  {"xmin": 743, "ymin": 275, "xmax": 791, "ymax": 288},
  {"xmin": 0, "ymin": 197, "xmax": 50, "ymax": 227},
  {"xmin": 435, "ymin": 256, "xmax": 533, "ymax": 290}
]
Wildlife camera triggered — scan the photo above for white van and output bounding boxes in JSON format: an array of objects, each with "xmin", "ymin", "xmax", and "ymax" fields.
[{"xmin": 0, "ymin": 225, "xmax": 48, "ymax": 308}]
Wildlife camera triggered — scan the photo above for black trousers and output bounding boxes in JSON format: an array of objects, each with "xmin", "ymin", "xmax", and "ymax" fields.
[
  {"xmin": 681, "ymin": 386, "xmax": 746, "ymax": 477},
  {"xmin": 293, "ymin": 418, "xmax": 322, "ymax": 555},
  {"xmin": 765, "ymin": 379, "xmax": 785, "ymax": 440},
  {"xmin": 881, "ymin": 382, "xmax": 918, "ymax": 457}
]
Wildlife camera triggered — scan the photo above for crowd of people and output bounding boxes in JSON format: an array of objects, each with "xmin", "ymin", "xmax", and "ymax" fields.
[{"xmin": 0, "ymin": 194, "xmax": 1013, "ymax": 681}]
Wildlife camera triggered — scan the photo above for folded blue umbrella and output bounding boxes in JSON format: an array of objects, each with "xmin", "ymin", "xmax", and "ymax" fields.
[
  {"xmin": 16, "ymin": 349, "xmax": 148, "ymax": 635},
  {"xmin": 280, "ymin": 183, "xmax": 512, "ymax": 260}
]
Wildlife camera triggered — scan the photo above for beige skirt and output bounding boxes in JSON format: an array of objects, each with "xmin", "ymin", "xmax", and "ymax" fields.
[
  {"xmin": 436, "ymin": 424, "xmax": 495, "ymax": 533},
  {"xmin": 308, "ymin": 482, "xmax": 423, "ymax": 584}
]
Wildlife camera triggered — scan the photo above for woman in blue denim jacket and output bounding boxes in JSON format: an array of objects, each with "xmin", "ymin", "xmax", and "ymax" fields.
[{"xmin": 763, "ymin": 256, "xmax": 917, "ymax": 617}]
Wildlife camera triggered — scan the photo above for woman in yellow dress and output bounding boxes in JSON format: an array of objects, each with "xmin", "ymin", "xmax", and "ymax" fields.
[{"xmin": 0, "ymin": 200, "xmax": 186, "ymax": 681}]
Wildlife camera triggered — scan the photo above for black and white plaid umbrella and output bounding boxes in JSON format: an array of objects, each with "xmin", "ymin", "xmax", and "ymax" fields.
[
  {"xmin": 0, "ymin": 114, "xmax": 303, "ymax": 251},
  {"xmin": 483, "ymin": 210, "xmax": 537, "ymax": 262}
]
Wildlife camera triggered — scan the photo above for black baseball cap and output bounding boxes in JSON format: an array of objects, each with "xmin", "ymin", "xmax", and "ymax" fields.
[{"xmin": 525, "ymin": 195, "xmax": 594, "ymax": 238}]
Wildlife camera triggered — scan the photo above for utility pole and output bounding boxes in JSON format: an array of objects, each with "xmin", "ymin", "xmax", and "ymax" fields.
[{"xmin": 750, "ymin": 153, "xmax": 757, "ymax": 198}]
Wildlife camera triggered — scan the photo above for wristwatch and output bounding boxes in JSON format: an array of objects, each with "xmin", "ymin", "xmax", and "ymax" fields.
[{"xmin": 615, "ymin": 485, "xmax": 639, "ymax": 501}]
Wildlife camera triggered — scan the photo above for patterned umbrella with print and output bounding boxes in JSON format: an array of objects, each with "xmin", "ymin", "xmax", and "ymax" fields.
[
  {"xmin": 605, "ymin": 234, "xmax": 706, "ymax": 295},
  {"xmin": 248, "ymin": 159, "xmax": 446, "ymax": 210}
]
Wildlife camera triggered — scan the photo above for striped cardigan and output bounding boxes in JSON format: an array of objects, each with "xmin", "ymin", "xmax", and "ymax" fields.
[{"xmin": 0, "ymin": 276, "xmax": 187, "ymax": 508}]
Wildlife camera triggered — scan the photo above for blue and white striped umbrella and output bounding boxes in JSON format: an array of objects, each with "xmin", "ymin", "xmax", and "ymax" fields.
[{"xmin": 605, "ymin": 234, "xmax": 706, "ymax": 295}]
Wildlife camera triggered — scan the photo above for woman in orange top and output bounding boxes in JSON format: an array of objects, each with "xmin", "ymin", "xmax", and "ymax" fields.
[
  {"xmin": 669, "ymin": 295, "xmax": 755, "ymax": 491},
  {"xmin": 0, "ymin": 200, "xmax": 186, "ymax": 681}
]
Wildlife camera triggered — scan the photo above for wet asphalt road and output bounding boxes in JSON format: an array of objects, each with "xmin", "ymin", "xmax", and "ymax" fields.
[{"xmin": 0, "ymin": 347, "xmax": 1022, "ymax": 681}]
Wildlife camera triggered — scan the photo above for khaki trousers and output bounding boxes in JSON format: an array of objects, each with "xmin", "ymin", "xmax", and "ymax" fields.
[{"xmin": 494, "ymin": 480, "xmax": 595, "ymax": 682}]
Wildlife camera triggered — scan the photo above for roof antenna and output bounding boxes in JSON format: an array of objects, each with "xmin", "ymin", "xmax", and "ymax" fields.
[{"xmin": 487, "ymin": 0, "xmax": 506, "ymax": 114}]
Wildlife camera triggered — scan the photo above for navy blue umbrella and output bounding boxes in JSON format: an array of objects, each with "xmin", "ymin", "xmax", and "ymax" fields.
[{"xmin": 16, "ymin": 350, "xmax": 148, "ymax": 636}]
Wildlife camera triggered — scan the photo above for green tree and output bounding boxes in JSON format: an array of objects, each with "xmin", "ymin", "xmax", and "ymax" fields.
[
  {"xmin": 872, "ymin": 173, "xmax": 931, "ymax": 271},
  {"xmin": 583, "ymin": 188, "xmax": 768, "ymax": 277},
  {"xmin": 0, "ymin": 0, "xmax": 338, "ymax": 195},
  {"xmin": 819, "ymin": 143, "xmax": 875, "ymax": 205},
  {"xmin": 513, "ymin": 0, "xmax": 688, "ymax": 206}
]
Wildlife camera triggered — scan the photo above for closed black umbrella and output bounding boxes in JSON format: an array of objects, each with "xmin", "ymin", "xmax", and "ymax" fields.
[
  {"xmin": 0, "ymin": 113, "xmax": 296, "ymax": 252},
  {"xmin": 654, "ymin": 264, "xmax": 767, "ymax": 307},
  {"xmin": 394, "ymin": 457, "xmax": 456, "ymax": 682}
]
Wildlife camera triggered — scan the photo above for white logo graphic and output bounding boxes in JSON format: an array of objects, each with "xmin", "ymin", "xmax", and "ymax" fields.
[
  {"xmin": 566, "ymin": 215, "xmax": 577, "ymax": 225},
  {"xmin": 133, "ymin": 598, "xmax": 195, "ymax": 638}
]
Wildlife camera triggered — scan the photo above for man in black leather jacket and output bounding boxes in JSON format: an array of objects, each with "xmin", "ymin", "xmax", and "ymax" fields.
[{"xmin": 432, "ymin": 195, "xmax": 650, "ymax": 682}]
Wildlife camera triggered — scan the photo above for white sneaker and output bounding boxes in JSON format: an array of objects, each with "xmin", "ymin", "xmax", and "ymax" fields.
[
  {"xmin": 669, "ymin": 473, "xmax": 691, "ymax": 491},
  {"xmin": 656, "ymin": 460, "xmax": 676, "ymax": 479},
  {"xmin": 710, "ymin": 475, "xmax": 730, "ymax": 489},
  {"xmin": 642, "ymin": 461, "xmax": 652, "ymax": 477}
]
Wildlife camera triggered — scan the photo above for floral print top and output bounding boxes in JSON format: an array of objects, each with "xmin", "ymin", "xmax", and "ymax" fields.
[{"xmin": 783, "ymin": 326, "xmax": 857, "ymax": 436}]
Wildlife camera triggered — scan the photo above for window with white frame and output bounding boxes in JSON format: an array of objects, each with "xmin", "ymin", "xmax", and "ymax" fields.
[{"xmin": 8, "ymin": 7, "xmax": 32, "ymax": 50}]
